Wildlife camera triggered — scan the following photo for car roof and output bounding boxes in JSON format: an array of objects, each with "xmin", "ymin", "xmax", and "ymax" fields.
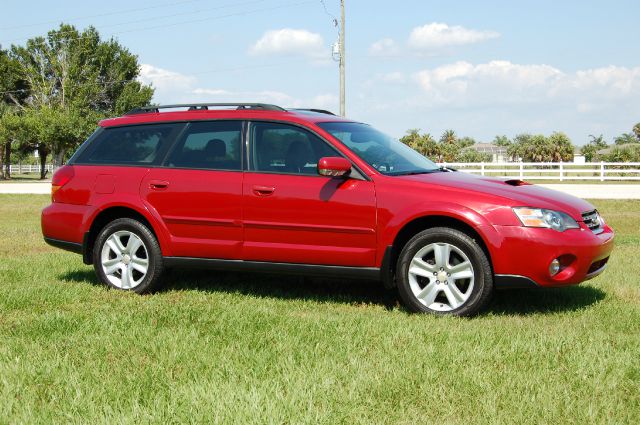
[{"xmin": 99, "ymin": 104, "xmax": 354, "ymax": 128}]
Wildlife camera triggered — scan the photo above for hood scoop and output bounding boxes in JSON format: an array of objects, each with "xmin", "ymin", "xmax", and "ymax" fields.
[{"xmin": 502, "ymin": 179, "xmax": 531, "ymax": 186}]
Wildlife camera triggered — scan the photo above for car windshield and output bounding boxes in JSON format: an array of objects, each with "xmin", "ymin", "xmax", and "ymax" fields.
[{"xmin": 317, "ymin": 122, "xmax": 440, "ymax": 175}]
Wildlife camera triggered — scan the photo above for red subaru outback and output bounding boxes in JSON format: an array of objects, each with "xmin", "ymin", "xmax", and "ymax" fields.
[{"xmin": 42, "ymin": 103, "xmax": 614, "ymax": 316}]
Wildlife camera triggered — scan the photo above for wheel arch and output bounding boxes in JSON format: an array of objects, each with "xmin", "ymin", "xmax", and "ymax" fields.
[
  {"xmin": 382, "ymin": 213, "xmax": 496, "ymax": 289},
  {"xmin": 83, "ymin": 205, "xmax": 164, "ymax": 265}
]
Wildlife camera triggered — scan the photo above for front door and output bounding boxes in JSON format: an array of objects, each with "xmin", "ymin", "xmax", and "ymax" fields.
[
  {"xmin": 242, "ymin": 121, "xmax": 377, "ymax": 267},
  {"xmin": 140, "ymin": 120, "xmax": 244, "ymax": 259}
]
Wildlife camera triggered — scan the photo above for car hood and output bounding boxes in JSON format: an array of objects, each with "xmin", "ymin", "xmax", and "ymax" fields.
[{"xmin": 398, "ymin": 171, "xmax": 595, "ymax": 219}]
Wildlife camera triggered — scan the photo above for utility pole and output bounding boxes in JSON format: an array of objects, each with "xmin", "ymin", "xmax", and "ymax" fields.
[{"xmin": 339, "ymin": 0, "xmax": 345, "ymax": 117}]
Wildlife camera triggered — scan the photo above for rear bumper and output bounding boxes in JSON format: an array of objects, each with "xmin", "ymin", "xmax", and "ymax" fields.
[
  {"xmin": 41, "ymin": 202, "xmax": 90, "ymax": 244},
  {"xmin": 44, "ymin": 237, "xmax": 82, "ymax": 254},
  {"xmin": 491, "ymin": 224, "xmax": 614, "ymax": 288}
]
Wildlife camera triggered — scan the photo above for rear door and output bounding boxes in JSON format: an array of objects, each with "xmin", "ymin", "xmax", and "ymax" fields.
[
  {"xmin": 140, "ymin": 120, "xmax": 244, "ymax": 259},
  {"xmin": 242, "ymin": 121, "xmax": 377, "ymax": 267}
]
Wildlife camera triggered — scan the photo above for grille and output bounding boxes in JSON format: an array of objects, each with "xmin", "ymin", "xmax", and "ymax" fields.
[{"xmin": 582, "ymin": 210, "xmax": 603, "ymax": 234}]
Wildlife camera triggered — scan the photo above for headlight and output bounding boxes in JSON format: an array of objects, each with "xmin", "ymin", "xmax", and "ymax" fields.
[{"xmin": 512, "ymin": 207, "xmax": 580, "ymax": 232}]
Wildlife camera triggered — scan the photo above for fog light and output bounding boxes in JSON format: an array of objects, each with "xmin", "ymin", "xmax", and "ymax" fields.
[{"xmin": 549, "ymin": 259, "xmax": 561, "ymax": 276}]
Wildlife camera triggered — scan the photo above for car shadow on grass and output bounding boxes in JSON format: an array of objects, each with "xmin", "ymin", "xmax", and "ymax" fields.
[{"xmin": 60, "ymin": 268, "xmax": 606, "ymax": 315}]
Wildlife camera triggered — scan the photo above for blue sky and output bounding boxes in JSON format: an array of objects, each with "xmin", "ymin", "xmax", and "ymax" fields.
[{"xmin": 1, "ymin": 0, "xmax": 639, "ymax": 144}]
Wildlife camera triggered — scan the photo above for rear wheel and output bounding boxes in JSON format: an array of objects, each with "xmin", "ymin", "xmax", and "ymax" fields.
[
  {"xmin": 396, "ymin": 227, "xmax": 493, "ymax": 316},
  {"xmin": 93, "ymin": 218, "xmax": 163, "ymax": 293}
]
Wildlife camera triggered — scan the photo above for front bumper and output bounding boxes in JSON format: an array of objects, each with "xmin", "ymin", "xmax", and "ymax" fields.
[{"xmin": 491, "ymin": 223, "xmax": 614, "ymax": 288}]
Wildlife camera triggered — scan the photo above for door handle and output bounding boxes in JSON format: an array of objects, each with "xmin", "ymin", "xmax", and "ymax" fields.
[
  {"xmin": 149, "ymin": 180, "xmax": 169, "ymax": 190},
  {"xmin": 252, "ymin": 185, "xmax": 275, "ymax": 196}
]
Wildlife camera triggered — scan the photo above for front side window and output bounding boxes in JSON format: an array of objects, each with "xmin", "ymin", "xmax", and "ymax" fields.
[
  {"xmin": 167, "ymin": 121, "xmax": 242, "ymax": 170},
  {"xmin": 76, "ymin": 124, "xmax": 180, "ymax": 165},
  {"xmin": 250, "ymin": 122, "xmax": 339, "ymax": 175},
  {"xmin": 317, "ymin": 122, "xmax": 440, "ymax": 175}
]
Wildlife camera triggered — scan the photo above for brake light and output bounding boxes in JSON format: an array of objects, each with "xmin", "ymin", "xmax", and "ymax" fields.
[{"xmin": 51, "ymin": 166, "xmax": 74, "ymax": 202}]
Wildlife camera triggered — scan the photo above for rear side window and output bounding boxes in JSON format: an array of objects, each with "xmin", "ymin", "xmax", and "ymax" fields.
[
  {"xmin": 166, "ymin": 121, "xmax": 242, "ymax": 170},
  {"xmin": 76, "ymin": 124, "xmax": 181, "ymax": 165}
]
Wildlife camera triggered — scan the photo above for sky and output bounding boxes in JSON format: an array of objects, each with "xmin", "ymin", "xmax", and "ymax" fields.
[{"xmin": 1, "ymin": 0, "xmax": 639, "ymax": 144}]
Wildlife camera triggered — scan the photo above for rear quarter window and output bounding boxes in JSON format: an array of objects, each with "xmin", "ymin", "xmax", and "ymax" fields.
[{"xmin": 75, "ymin": 124, "xmax": 182, "ymax": 165}]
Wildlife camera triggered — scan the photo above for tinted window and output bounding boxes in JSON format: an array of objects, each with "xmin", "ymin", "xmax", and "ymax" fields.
[
  {"xmin": 76, "ymin": 124, "xmax": 180, "ymax": 165},
  {"xmin": 166, "ymin": 121, "xmax": 242, "ymax": 170},
  {"xmin": 251, "ymin": 122, "xmax": 339, "ymax": 175}
]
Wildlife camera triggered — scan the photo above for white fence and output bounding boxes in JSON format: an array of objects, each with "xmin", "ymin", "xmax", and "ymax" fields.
[
  {"xmin": 3, "ymin": 162, "xmax": 640, "ymax": 181},
  {"xmin": 438, "ymin": 162, "xmax": 640, "ymax": 181},
  {"xmin": 4, "ymin": 164, "xmax": 55, "ymax": 175}
]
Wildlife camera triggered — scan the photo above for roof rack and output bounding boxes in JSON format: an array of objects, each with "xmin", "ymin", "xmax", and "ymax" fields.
[
  {"xmin": 289, "ymin": 108, "xmax": 336, "ymax": 116},
  {"xmin": 124, "ymin": 103, "xmax": 286, "ymax": 115}
]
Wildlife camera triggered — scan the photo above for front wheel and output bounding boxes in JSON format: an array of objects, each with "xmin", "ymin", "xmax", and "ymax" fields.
[
  {"xmin": 396, "ymin": 227, "xmax": 493, "ymax": 316},
  {"xmin": 93, "ymin": 218, "xmax": 163, "ymax": 293}
]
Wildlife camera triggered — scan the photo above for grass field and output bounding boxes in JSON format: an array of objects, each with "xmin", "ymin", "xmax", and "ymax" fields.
[
  {"xmin": 0, "ymin": 174, "xmax": 50, "ymax": 183},
  {"xmin": 0, "ymin": 195, "xmax": 638, "ymax": 423}
]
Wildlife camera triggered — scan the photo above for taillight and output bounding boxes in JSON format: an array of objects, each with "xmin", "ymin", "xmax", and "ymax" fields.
[{"xmin": 51, "ymin": 166, "xmax": 74, "ymax": 202}]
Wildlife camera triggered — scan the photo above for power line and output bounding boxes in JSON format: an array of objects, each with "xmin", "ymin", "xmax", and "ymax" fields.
[
  {"xmin": 0, "ymin": 59, "xmax": 312, "ymax": 96},
  {"xmin": 2, "ymin": 0, "xmax": 282, "ymax": 44},
  {"xmin": 0, "ymin": 0, "xmax": 211, "ymax": 31}
]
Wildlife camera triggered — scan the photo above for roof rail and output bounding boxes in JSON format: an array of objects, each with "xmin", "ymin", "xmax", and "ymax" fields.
[
  {"xmin": 289, "ymin": 108, "xmax": 336, "ymax": 116},
  {"xmin": 124, "ymin": 103, "xmax": 286, "ymax": 115}
]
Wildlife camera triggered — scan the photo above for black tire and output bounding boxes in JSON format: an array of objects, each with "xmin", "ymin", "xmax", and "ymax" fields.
[
  {"xmin": 396, "ymin": 227, "xmax": 493, "ymax": 316},
  {"xmin": 92, "ymin": 218, "xmax": 163, "ymax": 294}
]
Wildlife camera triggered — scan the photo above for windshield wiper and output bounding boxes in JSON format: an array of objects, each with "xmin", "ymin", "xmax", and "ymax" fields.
[{"xmin": 390, "ymin": 169, "xmax": 442, "ymax": 176}]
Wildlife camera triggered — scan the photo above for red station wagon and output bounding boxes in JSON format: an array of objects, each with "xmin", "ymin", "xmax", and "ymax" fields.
[{"xmin": 42, "ymin": 103, "xmax": 615, "ymax": 316}]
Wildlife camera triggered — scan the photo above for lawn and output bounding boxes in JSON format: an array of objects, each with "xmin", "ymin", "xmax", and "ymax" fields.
[
  {"xmin": 0, "ymin": 174, "xmax": 50, "ymax": 183},
  {"xmin": 0, "ymin": 195, "xmax": 638, "ymax": 423}
]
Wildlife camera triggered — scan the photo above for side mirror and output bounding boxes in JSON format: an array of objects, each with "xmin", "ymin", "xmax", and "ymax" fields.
[{"xmin": 318, "ymin": 157, "xmax": 352, "ymax": 177}]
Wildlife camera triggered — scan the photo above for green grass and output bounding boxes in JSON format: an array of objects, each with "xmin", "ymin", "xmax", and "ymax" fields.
[
  {"xmin": 0, "ymin": 174, "xmax": 50, "ymax": 183},
  {"xmin": 0, "ymin": 195, "xmax": 638, "ymax": 423}
]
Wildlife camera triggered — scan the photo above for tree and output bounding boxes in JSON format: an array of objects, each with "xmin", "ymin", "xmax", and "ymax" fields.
[
  {"xmin": 457, "ymin": 136, "xmax": 476, "ymax": 149},
  {"xmin": 457, "ymin": 148, "xmax": 492, "ymax": 163},
  {"xmin": 602, "ymin": 144, "xmax": 640, "ymax": 162},
  {"xmin": 0, "ymin": 47, "xmax": 27, "ymax": 179},
  {"xmin": 507, "ymin": 132, "xmax": 574, "ymax": 162},
  {"xmin": 440, "ymin": 129, "xmax": 457, "ymax": 145},
  {"xmin": 614, "ymin": 133, "xmax": 637, "ymax": 145},
  {"xmin": 634, "ymin": 123, "xmax": 640, "ymax": 141},
  {"xmin": 400, "ymin": 129, "xmax": 439, "ymax": 161},
  {"xmin": 546, "ymin": 132, "xmax": 574, "ymax": 162},
  {"xmin": 8, "ymin": 24, "xmax": 153, "ymax": 177},
  {"xmin": 507, "ymin": 134, "xmax": 532, "ymax": 161},
  {"xmin": 580, "ymin": 134, "xmax": 608, "ymax": 162},
  {"xmin": 493, "ymin": 135, "xmax": 511, "ymax": 147}
]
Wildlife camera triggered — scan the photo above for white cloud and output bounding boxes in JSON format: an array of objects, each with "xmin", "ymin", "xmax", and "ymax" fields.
[
  {"xmin": 368, "ymin": 38, "xmax": 399, "ymax": 57},
  {"xmin": 138, "ymin": 64, "xmax": 196, "ymax": 93},
  {"xmin": 411, "ymin": 61, "xmax": 640, "ymax": 113},
  {"xmin": 309, "ymin": 93, "xmax": 338, "ymax": 111},
  {"xmin": 414, "ymin": 60, "xmax": 568, "ymax": 106},
  {"xmin": 408, "ymin": 22, "xmax": 499, "ymax": 50},
  {"xmin": 191, "ymin": 88, "xmax": 303, "ymax": 107},
  {"xmin": 137, "ymin": 63, "xmax": 335, "ymax": 109},
  {"xmin": 249, "ymin": 28, "xmax": 328, "ymax": 62}
]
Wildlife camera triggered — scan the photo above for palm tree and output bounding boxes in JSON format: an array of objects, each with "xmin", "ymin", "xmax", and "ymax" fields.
[
  {"xmin": 439, "ymin": 129, "xmax": 457, "ymax": 145},
  {"xmin": 633, "ymin": 122, "xmax": 640, "ymax": 142},
  {"xmin": 615, "ymin": 133, "xmax": 637, "ymax": 145}
]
